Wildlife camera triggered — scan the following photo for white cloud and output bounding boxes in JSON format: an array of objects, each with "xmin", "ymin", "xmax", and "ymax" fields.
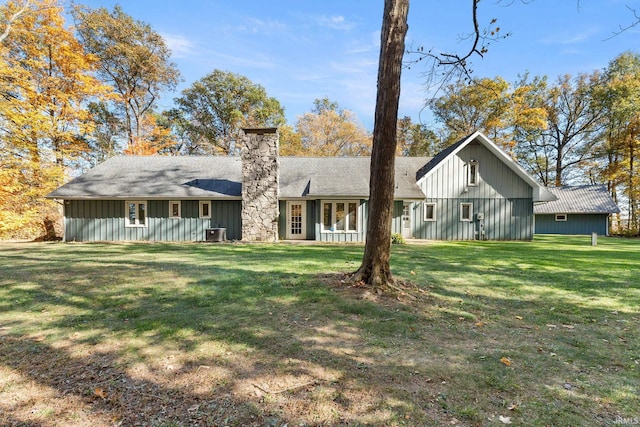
[
  {"xmin": 162, "ymin": 33, "xmax": 195, "ymax": 58},
  {"xmin": 317, "ymin": 15, "xmax": 354, "ymax": 31}
]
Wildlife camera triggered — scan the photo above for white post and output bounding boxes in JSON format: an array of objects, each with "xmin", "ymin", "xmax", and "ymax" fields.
[{"xmin": 591, "ymin": 232, "xmax": 597, "ymax": 246}]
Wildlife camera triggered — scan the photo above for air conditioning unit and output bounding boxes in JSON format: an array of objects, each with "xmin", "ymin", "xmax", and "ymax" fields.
[{"xmin": 205, "ymin": 228, "xmax": 226, "ymax": 242}]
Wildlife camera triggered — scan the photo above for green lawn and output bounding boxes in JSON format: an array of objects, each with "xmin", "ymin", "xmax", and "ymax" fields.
[{"xmin": 0, "ymin": 236, "xmax": 638, "ymax": 426}]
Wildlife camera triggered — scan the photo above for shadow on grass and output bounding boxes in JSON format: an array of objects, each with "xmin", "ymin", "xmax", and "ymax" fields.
[{"xmin": 0, "ymin": 239, "xmax": 638, "ymax": 426}]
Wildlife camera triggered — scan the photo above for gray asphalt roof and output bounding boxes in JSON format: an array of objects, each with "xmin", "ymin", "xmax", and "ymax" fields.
[
  {"xmin": 48, "ymin": 156, "xmax": 430, "ymax": 200},
  {"xmin": 533, "ymin": 185, "xmax": 620, "ymax": 214}
]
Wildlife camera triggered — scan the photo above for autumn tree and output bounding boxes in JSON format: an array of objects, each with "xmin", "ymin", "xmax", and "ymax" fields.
[
  {"xmin": 395, "ymin": 116, "xmax": 442, "ymax": 156},
  {"xmin": 0, "ymin": 0, "xmax": 110, "ymax": 239},
  {"xmin": 173, "ymin": 69, "xmax": 285, "ymax": 155},
  {"xmin": 523, "ymin": 73, "xmax": 605, "ymax": 186},
  {"xmin": 591, "ymin": 52, "xmax": 640, "ymax": 233},
  {"xmin": 291, "ymin": 97, "xmax": 372, "ymax": 156},
  {"xmin": 73, "ymin": 4, "xmax": 180, "ymax": 152}
]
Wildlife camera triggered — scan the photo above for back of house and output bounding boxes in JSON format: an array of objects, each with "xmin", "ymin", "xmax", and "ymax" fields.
[{"xmin": 47, "ymin": 130, "xmax": 557, "ymax": 243}]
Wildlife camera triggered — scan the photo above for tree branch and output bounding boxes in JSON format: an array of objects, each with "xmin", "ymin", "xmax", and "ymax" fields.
[
  {"xmin": 0, "ymin": 0, "xmax": 31, "ymax": 43},
  {"xmin": 405, "ymin": 0, "xmax": 512, "ymax": 89}
]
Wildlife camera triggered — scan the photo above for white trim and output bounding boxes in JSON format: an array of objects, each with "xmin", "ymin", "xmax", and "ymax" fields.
[
  {"xmin": 424, "ymin": 202, "xmax": 436, "ymax": 221},
  {"xmin": 169, "ymin": 201, "xmax": 181, "ymax": 219},
  {"xmin": 199, "ymin": 200, "xmax": 211, "ymax": 219},
  {"xmin": 125, "ymin": 200, "xmax": 147, "ymax": 227},
  {"xmin": 321, "ymin": 200, "xmax": 359, "ymax": 233},
  {"xmin": 468, "ymin": 160, "xmax": 479, "ymax": 186},
  {"xmin": 416, "ymin": 131, "xmax": 557, "ymax": 202},
  {"xmin": 555, "ymin": 213, "xmax": 568, "ymax": 222},
  {"xmin": 286, "ymin": 201, "xmax": 307, "ymax": 239},
  {"xmin": 460, "ymin": 202, "xmax": 473, "ymax": 222}
]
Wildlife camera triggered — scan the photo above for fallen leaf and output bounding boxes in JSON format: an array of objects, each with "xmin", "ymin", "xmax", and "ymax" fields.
[
  {"xmin": 508, "ymin": 403, "xmax": 518, "ymax": 411},
  {"xmin": 94, "ymin": 388, "xmax": 108, "ymax": 399},
  {"xmin": 499, "ymin": 415, "xmax": 512, "ymax": 424},
  {"xmin": 410, "ymin": 270, "xmax": 416, "ymax": 275},
  {"xmin": 561, "ymin": 324, "xmax": 575, "ymax": 329},
  {"xmin": 475, "ymin": 321, "xmax": 485, "ymax": 327},
  {"xmin": 515, "ymin": 316, "xmax": 523, "ymax": 320},
  {"xmin": 500, "ymin": 357, "xmax": 512, "ymax": 367}
]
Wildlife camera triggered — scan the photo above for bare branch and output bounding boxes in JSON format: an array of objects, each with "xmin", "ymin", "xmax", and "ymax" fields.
[
  {"xmin": 604, "ymin": 5, "xmax": 640, "ymax": 40},
  {"xmin": 405, "ymin": 0, "xmax": 512, "ymax": 92}
]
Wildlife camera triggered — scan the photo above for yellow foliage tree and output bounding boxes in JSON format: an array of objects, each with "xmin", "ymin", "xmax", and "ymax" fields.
[
  {"xmin": 292, "ymin": 98, "xmax": 372, "ymax": 156},
  {"xmin": 123, "ymin": 113, "xmax": 177, "ymax": 155},
  {"xmin": 0, "ymin": 0, "xmax": 111, "ymax": 239}
]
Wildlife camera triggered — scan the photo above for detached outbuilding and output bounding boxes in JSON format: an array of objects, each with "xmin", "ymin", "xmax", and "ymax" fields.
[{"xmin": 533, "ymin": 185, "xmax": 620, "ymax": 236}]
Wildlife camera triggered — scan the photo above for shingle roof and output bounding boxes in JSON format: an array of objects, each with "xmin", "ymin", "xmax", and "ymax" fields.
[
  {"xmin": 533, "ymin": 185, "xmax": 620, "ymax": 214},
  {"xmin": 48, "ymin": 156, "xmax": 430, "ymax": 200}
]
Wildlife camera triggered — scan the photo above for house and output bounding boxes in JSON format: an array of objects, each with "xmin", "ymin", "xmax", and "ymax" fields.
[
  {"xmin": 47, "ymin": 129, "xmax": 557, "ymax": 242},
  {"xmin": 533, "ymin": 185, "xmax": 620, "ymax": 236}
]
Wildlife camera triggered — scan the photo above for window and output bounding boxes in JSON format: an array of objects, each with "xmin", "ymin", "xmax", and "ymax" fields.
[
  {"xmin": 468, "ymin": 160, "xmax": 479, "ymax": 186},
  {"xmin": 424, "ymin": 202, "xmax": 436, "ymax": 221},
  {"xmin": 460, "ymin": 203, "xmax": 473, "ymax": 222},
  {"xmin": 125, "ymin": 201, "xmax": 147, "ymax": 227},
  {"xmin": 169, "ymin": 201, "xmax": 181, "ymax": 219},
  {"xmin": 199, "ymin": 201, "xmax": 211, "ymax": 218},
  {"xmin": 555, "ymin": 214, "xmax": 567, "ymax": 222},
  {"xmin": 322, "ymin": 201, "xmax": 358, "ymax": 232}
]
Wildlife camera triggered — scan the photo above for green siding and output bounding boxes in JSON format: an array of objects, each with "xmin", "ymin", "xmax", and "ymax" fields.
[
  {"xmin": 412, "ymin": 198, "xmax": 533, "ymax": 240},
  {"xmin": 64, "ymin": 199, "xmax": 241, "ymax": 242},
  {"xmin": 415, "ymin": 141, "xmax": 535, "ymax": 240},
  {"xmin": 535, "ymin": 214, "xmax": 609, "ymax": 236},
  {"xmin": 316, "ymin": 199, "xmax": 367, "ymax": 243}
]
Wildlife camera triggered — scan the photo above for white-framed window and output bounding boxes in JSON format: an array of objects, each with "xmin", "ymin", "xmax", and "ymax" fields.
[
  {"xmin": 169, "ymin": 201, "xmax": 181, "ymax": 219},
  {"xmin": 125, "ymin": 201, "xmax": 147, "ymax": 227},
  {"xmin": 322, "ymin": 201, "xmax": 358, "ymax": 232},
  {"xmin": 424, "ymin": 202, "xmax": 436, "ymax": 221},
  {"xmin": 199, "ymin": 201, "xmax": 211, "ymax": 219},
  {"xmin": 468, "ymin": 160, "xmax": 479, "ymax": 186},
  {"xmin": 555, "ymin": 214, "xmax": 567, "ymax": 222},
  {"xmin": 460, "ymin": 203, "xmax": 473, "ymax": 222}
]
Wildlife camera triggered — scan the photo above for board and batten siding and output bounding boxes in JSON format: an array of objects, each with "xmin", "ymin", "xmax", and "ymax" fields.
[
  {"xmin": 413, "ymin": 198, "xmax": 533, "ymax": 240},
  {"xmin": 315, "ymin": 199, "xmax": 368, "ymax": 243},
  {"xmin": 417, "ymin": 141, "xmax": 535, "ymax": 240},
  {"xmin": 63, "ymin": 200, "xmax": 241, "ymax": 242},
  {"xmin": 534, "ymin": 214, "xmax": 609, "ymax": 236}
]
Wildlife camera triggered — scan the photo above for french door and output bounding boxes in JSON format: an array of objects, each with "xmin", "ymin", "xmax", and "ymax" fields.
[{"xmin": 286, "ymin": 201, "xmax": 306, "ymax": 239}]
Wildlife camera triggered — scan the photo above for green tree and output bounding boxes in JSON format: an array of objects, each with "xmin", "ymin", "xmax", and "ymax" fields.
[
  {"xmin": 73, "ymin": 4, "xmax": 180, "ymax": 151},
  {"xmin": 174, "ymin": 69, "xmax": 285, "ymax": 155}
]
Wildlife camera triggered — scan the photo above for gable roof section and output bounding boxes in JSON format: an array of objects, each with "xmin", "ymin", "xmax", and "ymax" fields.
[
  {"xmin": 416, "ymin": 131, "xmax": 557, "ymax": 202},
  {"xmin": 533, "ymin": 185, "xmax": 620, "ymax": 214},
  {"xmin": 48, "ymin": 156, "xmax": 430, "ymax": 200}
]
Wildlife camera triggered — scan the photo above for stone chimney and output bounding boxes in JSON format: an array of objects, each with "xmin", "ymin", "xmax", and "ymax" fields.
[{"xmin": 241, "ymin": 128, "xmax": 279, "ymax": 242}]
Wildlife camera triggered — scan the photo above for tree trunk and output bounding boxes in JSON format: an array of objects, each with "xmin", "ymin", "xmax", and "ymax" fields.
[{"xmin": 353, "ymin": 0, "xmax": 409, "ymax": 289}]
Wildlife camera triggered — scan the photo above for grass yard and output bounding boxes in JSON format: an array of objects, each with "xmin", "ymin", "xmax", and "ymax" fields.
[{"xmin": 0, "ymin": 236, "xmax": 638, "ymax": 426}]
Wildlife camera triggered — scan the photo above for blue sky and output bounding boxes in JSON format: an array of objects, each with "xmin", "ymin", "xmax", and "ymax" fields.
[{"xmin": 75, "ymin": 0, "xmax": 640, "ymax": 131}]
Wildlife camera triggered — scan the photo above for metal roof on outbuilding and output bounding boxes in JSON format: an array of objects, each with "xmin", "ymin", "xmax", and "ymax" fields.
[{"xmin": 533, "ymin": 185, "xmax": 620, "ymax": 214}]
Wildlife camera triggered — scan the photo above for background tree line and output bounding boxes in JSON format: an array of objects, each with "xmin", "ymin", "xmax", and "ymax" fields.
[{"xmin": 1, "ymin": 0, "xmax": 638, "ymax": 239}]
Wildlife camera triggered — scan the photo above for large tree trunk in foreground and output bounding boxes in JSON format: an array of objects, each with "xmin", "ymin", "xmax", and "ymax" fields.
[{"xmin": 353, "ymin": 0, "xmax": 409, "ymax": 289}]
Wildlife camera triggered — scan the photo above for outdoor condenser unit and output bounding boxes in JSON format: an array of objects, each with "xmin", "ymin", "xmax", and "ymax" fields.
[{"xmin": 205, "ymin": 228, "xmax": 226, "ymax": 242}]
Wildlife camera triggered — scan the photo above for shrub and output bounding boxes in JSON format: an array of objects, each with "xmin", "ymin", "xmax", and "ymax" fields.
[{"xmin": 391, "ymin": 233, "xmax": 406, "ymax": 244}]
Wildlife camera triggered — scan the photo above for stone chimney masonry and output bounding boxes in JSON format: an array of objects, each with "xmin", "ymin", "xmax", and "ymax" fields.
[{"xmin": 241, "ymin": 128, "xmax": 279, "ymax": 242}]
